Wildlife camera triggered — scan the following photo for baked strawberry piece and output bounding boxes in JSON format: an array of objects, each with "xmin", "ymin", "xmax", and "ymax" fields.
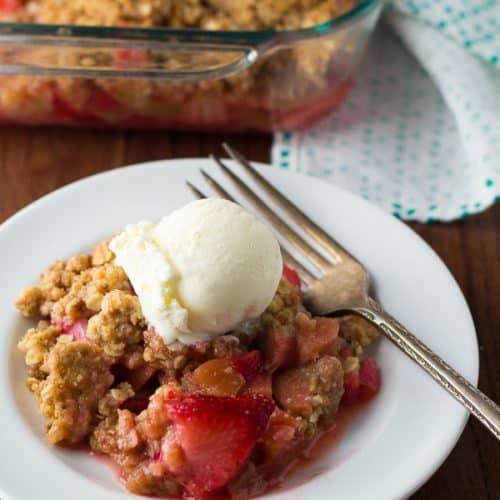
[
  {"xmin": 165, "ymin": 392, "xmax": 274, "ymax": 496},
  {"xmin": 0, "ymin": 0, "xmax": 24, "ymax": 14}
]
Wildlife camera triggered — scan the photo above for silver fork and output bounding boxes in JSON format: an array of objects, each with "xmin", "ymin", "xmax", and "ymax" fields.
[{"xmin": 187, "ymin": 143, "xmax": 500, "ymax": 440}]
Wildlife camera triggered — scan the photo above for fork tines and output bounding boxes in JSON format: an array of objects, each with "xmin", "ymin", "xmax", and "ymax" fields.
[{"xmin": 186, "ymin": 145, "xmax": 351, "ymax": 287}]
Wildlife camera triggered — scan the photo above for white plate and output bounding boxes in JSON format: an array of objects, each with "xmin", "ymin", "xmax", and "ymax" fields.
[{"xmin": 0, "ymin": 159, "xmax": 478, "ymax": 500}]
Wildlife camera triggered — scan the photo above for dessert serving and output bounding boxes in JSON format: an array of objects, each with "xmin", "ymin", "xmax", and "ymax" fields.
[
  {"xmin": 16, "ymin": 198, "xmax": 381, "ymax": 499},
  {"xmin": 0, "ymin": 0, "xmax": 382, "ymax": 130}
]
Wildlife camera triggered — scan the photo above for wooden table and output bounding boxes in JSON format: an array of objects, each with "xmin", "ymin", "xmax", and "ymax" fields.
[{"xmin": 1, "ymin": 127, "xmax": 498, "ymax": 499}]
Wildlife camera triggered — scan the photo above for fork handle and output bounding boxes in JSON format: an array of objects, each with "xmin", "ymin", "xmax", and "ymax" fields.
[{"xmin": 355, "ymin": 297, "xmax": 500, "ymax": 440}]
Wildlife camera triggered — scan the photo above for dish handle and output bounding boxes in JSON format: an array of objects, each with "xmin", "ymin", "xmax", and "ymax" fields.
[{"xmin": 0, "ymin": 24, "xmax": 271, "ymax": 80}]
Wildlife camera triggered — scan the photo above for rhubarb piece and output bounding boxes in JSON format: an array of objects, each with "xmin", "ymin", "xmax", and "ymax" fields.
[
  {"xmin": 273, "ymin": 356, "xmax": 344, "ymax": 419},
  {"xmin": 242, "ymin": 373, "xmax": 273, "ymax": 397},
  {"xmin": 56, "ymin": 318, "xmax": 88, "ymax": 341},
  {"xmin": 260, "ymin": 408, "xmax": 299, "ymax": 458},
  {"xmin": 258, "ymin": 323, "xmax": 297, "ymax": 371},
  {"xmin": 296, "ymin": 316, "xmax": 339, "ymax": 365}
]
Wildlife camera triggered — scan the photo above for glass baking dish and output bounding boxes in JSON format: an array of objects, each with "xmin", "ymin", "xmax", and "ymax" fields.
[{"xmin": 0, "ymin": 0, "xmax": 383, "ymax": 131}]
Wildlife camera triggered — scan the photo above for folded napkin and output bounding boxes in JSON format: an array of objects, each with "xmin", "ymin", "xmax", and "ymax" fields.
[{"xmin": 272, "ymin": 0, "xmax": 500, "ymax": 221}]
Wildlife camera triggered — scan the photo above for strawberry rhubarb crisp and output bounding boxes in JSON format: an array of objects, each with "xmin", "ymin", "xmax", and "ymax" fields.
[
  {"xmin": 16, "ymin": 199, "xmax": 380, "ymax": 498},
  {"xmin": 0, "ymin": 0, "xmax": 360, "ymax": 130}
]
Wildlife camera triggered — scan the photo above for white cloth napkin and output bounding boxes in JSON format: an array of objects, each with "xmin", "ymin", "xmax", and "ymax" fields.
[{"xmin": 272, "ymin": 0, "xmax": 500, "ymax": 221}]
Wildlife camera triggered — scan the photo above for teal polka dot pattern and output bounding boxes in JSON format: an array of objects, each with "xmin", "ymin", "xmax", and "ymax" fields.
[
  {"xmin": 396, "ymin": 0, "xmax": 499, "ymax": 64},
  {"xmin": 272, "ymin": 3, "xmax": 500, "ymax": 222}
]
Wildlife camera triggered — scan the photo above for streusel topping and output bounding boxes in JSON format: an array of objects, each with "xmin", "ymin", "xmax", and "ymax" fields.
[{"xmin": 23, "ymin": 0, "xmax": 355, "ymax": 30}]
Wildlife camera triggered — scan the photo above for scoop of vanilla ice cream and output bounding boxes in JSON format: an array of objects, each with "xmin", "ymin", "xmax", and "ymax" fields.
[{"xmin": 110, "ymin": 198, "xmax": 282, "ymax": 346}]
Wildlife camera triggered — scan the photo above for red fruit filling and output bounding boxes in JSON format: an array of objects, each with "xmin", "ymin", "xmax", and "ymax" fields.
[
  {"xmin": 259, "ymin": 315, "xmax": 340, "ymax": 371},
  {"xmin": 359, "ymin": 358, "xmax": 381, "ymax": 398},
  {"xmin": 121, "ymin": 396, "xmax": 150, "ymax": 414},
  {"xmin": 55, "ymin": 318, "xmax": 88, "ymax": 341},
  {"xmin": 165, "ymin": 393, "xmax": 274, "ymax": 495},
  {"xmin": 343, "ymin": 357, "xmax": 381, "ymax": 404},
  {"xmin": 230, "ymin": 350, "xmax": 263, "ymax": 382},
  {"xmin": 0, "ymin": 0, "xmax": 23, "ymax": 13},
  {"xmin": 115, "ymin": 49, "xmax": 149, "ymax": 68},
  {"xmin": 282, "ymin": 265, "xmax": 301, "ymax": 288}
]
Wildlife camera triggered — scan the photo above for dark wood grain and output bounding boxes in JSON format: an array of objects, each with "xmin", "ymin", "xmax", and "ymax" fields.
[{"xmin": 1, "ymin": 127, "xmax": 498, "ymax": 500}]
